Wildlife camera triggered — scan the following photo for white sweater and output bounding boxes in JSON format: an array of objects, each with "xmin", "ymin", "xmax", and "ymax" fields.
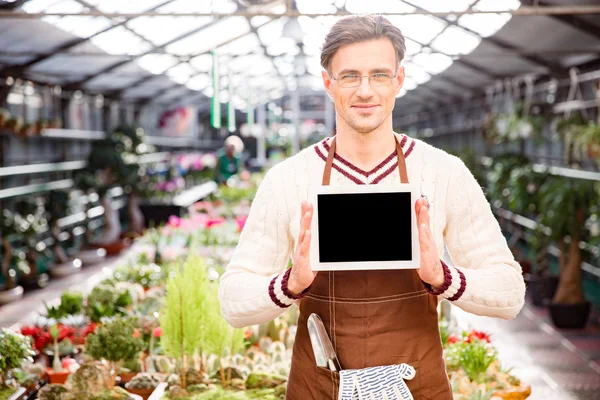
[{"xmin": 219, "ymin": 134, "xmax": 526, "ymax": 328}]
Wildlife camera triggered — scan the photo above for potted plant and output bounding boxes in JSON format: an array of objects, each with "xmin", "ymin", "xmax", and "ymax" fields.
[
  {"xmin": 125, "ymin": 373, "xmax": 161, "ymax": 399},
  {"xmin": 13, "ymin": 198, "xmax": 51, "ymax": 289},
  {"xmin": 0, "ymin": 108, "xmax": 9, "ymax": 128},
  {"xmin": 0, "ymin": 211, "xmax": 24, "ymax": 305},
  {"xmin": 0, "ymin": 328, "xmax": 35, "ymax": 400},
  {"xmin": 46, "ymin": 190, "xmax": 82, "ymax": 277},
  {"xmin": 537, "ymin": 174, "xmax": 600, "ymax": 328},
  {"xmin": 84, "ymin": 316, "xmax": 145, "ymax": 385},
  {"xmin": 45, "ymin": 325, "xmax": 71, "ymax": 384},
  {"xmin": 84, "ymin": 283, "xmax": 133, "ymax": 323}
]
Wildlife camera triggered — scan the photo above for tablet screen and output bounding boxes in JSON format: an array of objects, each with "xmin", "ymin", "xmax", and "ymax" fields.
[{"xmin": 317, "ymin": 192, "xmax": 412, "ymax": 263}]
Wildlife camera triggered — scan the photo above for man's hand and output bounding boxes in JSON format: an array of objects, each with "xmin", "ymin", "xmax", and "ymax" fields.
[
  {"xmin": 415, "ymin": 198, "xmax": 444, "ymax": 288},
  {"xmin": 287, "ymin": 201, "xmax": 318, "ymax": 295}
]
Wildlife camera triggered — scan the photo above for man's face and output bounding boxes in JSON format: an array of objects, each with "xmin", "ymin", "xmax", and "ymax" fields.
[{"xmin": 322, "ymin": 38, "xmax": 405, "ymax": 134}]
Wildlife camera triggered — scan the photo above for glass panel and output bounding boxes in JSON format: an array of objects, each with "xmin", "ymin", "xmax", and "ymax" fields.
[
  {"xmin": 88, "ymin": 0, "xmax": 169, "ymax": 13},
  {"xmin": 158, "ymin": 0, "xmax": 238, "ymax": 14},
  {"xmin": 92, "ymin": 26, "xmax": 153, "ymax": 55},
  {"xmin": 166, "ymin": 17, "xmax": 249, "ymax": 55},
  {"xmin": 457, "ymin": 13, "xmax": 511, "ymax": 37},
  {"xmin": 23, "ymin": 0, "xmax": 64, "ymax": 13},
  {"xmin": 430, "ymin": 25, "xmax": 481, "ymax": 55},
  {"xmin": 251, "ymin": 16, "xmax": 272, "ymax": 27},
  {"xmin": 306, "ymin": 56, "xmax": 322, "ymax": 77},
  {"xmin": 128, "ymin": 16, "xmax": 208, "ymax": 46},
  {"xmin": 136, "ymin": 54, "xmax": 180, "ymax": 75},
  {"xmin": 219, "ymin": 33, "xmax": 261, "ymax": 56},
  {"xmin": 404, "ymin": 37, "xmax": 422, "ymax": 57},
  {"xmin": 387, "ymin": 15, "xmax": 447, "ymax": 44},
  {"xmin": 295, "ymin": 0, "xmax": 337, "ymax": 14},
  {"xmin": 407, "ymin": 0, "xmax": 476, "ymax": 12},
  {"xmin": 166, "ymin": 62, "xmax": 195, "ymax": 84},
  {"xmin": 53, "ymin": 16, "xmax": 112, "ymax": 38},
  {"xmin": 257, "ymin": 18, "xmax": 287, "ymax": 47},
  {"xmin": 346, "ymin": 0, "xmax": 414, "ymax": 14},
  {"xmin": 228, "ymin": 54, "xmax": 264, "ymax": 73},
  {"xmin": 474, "ymin": 0, "xmax": 520, "ymax": 11},
  {"xmin": 189, "ymin": 54, "xmax": 213, "ymax": 71},
  {"xmin": 186, "ymin": 74, "xmax": 210, "ymax": 91},
  {"xmin": 402, "ymin": 77, "xmax": 417, "ymax": 90},
  {"xmin": 403, "ymin": 62, "xmax": 431, "ymax": 84},
  {"xmin": 267, "ymin": 37, "xmax": 300, "ymax": 57},
  {"xmin": 411, "ymin": 53, "xmax": 453, "ymax": 74}
]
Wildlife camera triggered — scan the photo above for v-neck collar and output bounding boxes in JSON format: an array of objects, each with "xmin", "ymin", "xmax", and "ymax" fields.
[{"xmin": 314, "ymin": 134, "xmax": 415, "ymax": 185}]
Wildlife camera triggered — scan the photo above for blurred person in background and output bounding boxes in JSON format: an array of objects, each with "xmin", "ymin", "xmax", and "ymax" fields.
[{"xmin": 215, "ymin": 135, "xmax": 244, "ymax": 185}]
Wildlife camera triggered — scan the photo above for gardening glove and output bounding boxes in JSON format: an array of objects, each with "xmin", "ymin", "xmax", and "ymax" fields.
[{"xmin": 338, "ymin": 363, "xmax": 416, "ymax": 400}]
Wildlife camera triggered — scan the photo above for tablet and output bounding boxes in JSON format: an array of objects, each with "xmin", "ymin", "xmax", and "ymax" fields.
[{"xmin": 309, "ymin": 184, "xmax": 420, "ymax": 271}]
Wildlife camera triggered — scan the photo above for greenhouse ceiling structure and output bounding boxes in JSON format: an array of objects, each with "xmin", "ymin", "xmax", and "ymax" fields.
[{"xmin": 0, "ymin": 0, "xmax": 599, "ymax": 117}]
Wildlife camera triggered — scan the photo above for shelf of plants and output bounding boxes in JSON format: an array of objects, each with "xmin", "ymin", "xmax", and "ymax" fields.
[{"xmin": 0, "ymin": 172, "xmax": 533, "ymax": 400}]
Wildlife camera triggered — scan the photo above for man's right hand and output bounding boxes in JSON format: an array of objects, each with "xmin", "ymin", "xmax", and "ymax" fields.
[{"xmin": 287, "ymin": 201, "xmax": 318, "ymax": 295}]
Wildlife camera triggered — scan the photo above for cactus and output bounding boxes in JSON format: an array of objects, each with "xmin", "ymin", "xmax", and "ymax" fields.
[
  {"xmin": 38, "ymin": 384, "xmax": 68, "ymax": 400},
  {"xmin": 155, "ymin": 355, "xmax": 175, "ymax": 374},
  {"xmin": 125, "ymin": 373, "xmax": 161, "ymax": 390},
  {"xmin": 166, "ymin": 373, "xmax": 181, "ymax": 387},
  {"xmin": 258, "ymin": 337, "xmax": 272, "ymax": 353}
]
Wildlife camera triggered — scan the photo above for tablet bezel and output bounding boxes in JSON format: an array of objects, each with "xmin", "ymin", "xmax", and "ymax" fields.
[{"xmin": 308, "ymin": 183, "xmax": 420, "ymax": 271}]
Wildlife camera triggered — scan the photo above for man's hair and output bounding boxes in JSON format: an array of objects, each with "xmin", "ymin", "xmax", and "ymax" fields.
[{"xmin": 320, "ymin": 14, "xmax": 406, "ymax": 74}]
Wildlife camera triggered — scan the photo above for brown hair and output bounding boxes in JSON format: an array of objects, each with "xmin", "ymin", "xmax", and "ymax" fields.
[{"xmin": 320, "ymin": 14, "xmax": 406, "ymax": 74}]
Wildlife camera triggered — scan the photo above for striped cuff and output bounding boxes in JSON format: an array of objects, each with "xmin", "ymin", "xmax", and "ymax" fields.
[
  {"xmin": 268, "ymin": 271, "xmax": 307, "ymax": 309},
  {"xmin": 281, "ymin": 268, "xmax": 311, "ymax": 300},
  {"xmin": 423, "ymin": 260, "xmax": 467, "ymax": 302}
]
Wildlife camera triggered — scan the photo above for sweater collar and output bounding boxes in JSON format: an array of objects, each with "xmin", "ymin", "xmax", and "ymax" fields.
[{"xmin": 314, "ymin": 134, "xmax": 415, "ymax": 185}]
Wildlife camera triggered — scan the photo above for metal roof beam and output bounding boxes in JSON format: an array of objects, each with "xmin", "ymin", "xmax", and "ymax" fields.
[
  {"xmin": 402, "ymin": 0, "xmax": 564, "ymax": 75},
  {"xmin": 0, "ymin": 0, "xmax": 176, "ymax": 77},
  {"xmin": 3, "ymin": 6, "xmax": 600, "ymax": 17},
  {"xmin": 62, "ymin": 16, "xmax": 227, "ymax": 90},
  {"xmin": 522, "ymin": 0, "xmax": 600, "ymax": 41}
]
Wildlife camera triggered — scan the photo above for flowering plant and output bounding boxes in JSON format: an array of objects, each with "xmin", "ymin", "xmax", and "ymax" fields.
[{"xmin": 20, "ymin": 324, "xmax": 75, "ymax": 354}]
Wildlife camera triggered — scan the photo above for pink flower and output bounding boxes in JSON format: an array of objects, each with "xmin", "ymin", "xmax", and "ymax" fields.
[
  {"xmin": 153, "ymin": 327, "xmax": 162, "ymax": 338},
  {"xmin": 235, "ymin": 215, "xmax": 248, "ymax": 232},
  {"xmin": 133, "ymin": 329, "xmax": 140, "ymax": 339},
  {"xmin": 206, "ymin": 217, "xmax": 225, "ymax": 228},
  {"xmin": 165, "ymin": 181, "xmax": 177, "ymax": 192},
  {"xmin": 244, "ymin": 328, "xmax": 253, "ymax": 340},
  {"xmin": 191, "ymin": 159, "xmax": 203, "ymax": 171},
  {"xmin": 168, "ymin": 216, "xmax": 182, "ymax": 228}
]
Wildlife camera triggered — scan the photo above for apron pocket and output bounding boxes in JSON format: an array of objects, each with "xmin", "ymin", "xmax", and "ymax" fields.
[
  {"xmin": 316, "ymin": 366, "xmax": 340, "ymax": 400},
  {"xmin": 393, "ymin": 357, "xmax": 420, "ymax": 399}
]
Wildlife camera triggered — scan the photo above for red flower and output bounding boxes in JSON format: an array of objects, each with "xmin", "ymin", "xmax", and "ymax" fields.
[
  {"xmin": 244, "ymin": 328, "xmax": 253, "ymax": 340},
  {"xmin": 466, "ymin": 330, "xmax": 491, "ymax": 343},
  {"xmin": 448, "ymin": 335, "xmax": 460, "ymax": 345},
  {"xmin": 81, "ymin": 323, "xmax": 98, "ymax": 337},
  {"xmin": 133, "ymin": 328, "xmax": 141, "ymax": 339},
  {"xmin": 153, "ymin": 327, "xmax": 162, "ymax": 338}
]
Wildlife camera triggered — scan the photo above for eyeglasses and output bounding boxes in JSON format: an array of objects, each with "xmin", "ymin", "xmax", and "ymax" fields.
[{"xmin": 331, "ymin": 73, "xmax": 397, "ymax": 88}]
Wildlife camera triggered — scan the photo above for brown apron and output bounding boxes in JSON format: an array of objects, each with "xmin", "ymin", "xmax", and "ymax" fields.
[{"xmin": 286, "ymin": 135, "xmax": 453, "ymax": 400}]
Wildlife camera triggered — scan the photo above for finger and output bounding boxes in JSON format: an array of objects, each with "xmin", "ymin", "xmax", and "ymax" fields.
[
  {"xmin": 415, "ymin": 198, "xmax": 423, "ymax": 215},
  {"xmin": 301, "ymin": 230, "xmax": 311, "ymax": 254}
]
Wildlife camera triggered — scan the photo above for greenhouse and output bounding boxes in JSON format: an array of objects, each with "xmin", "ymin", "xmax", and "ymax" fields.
[{"xmin": 0, "ymin": 0, "xmax": 599, "ymax": 399}]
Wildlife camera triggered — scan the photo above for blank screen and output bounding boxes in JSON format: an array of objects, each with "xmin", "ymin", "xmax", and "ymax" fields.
[{"xmin": 317, "ymin": 192, "xmax": 412, "ymax": 263}]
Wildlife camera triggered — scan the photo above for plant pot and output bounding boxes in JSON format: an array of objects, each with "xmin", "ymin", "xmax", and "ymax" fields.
[
  {"xmin": 90, "ymin": 238, "xmax": 129, "ymax": 256},
  {"xmin": 7, "ymin": 387, "xmax": 27, "ymax": 400},
  {"xmin": 126, "ymin": 387, "xmax": 155, "ymax": 400},
  {"xmin": 45, "ymin": 368, "xmax": 70, "ymax": 384},
  {"xmin": 492, "ymin": 384, "xmax": 532, "ymax": 400},
  {"xmin": 525, "ymin": 274, "xmax": 558, "ymax": 306},
  {"xmin": 549, "ymin": 301, "xmax": 591, "ymax": 329},
  {"xmin": 19, "ymin": 273, "xmax": 50, "ymax": 290},
  {"xmin": 77, "ymin": 248, "xmax": 107, "ymax": 265},
  {"xmin": 118, "ymin": 372, "xmax": 137, "ymax": 384},
  {"xmin": 49, "ymin": 259, "xmax": 82, "ymax": 277},
  {"xmin": 0, "ymin": 285, "xmax": 24, "ymax": 305}
]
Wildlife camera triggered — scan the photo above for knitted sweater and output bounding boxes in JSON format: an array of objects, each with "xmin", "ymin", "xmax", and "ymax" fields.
[{"xmin": 219, "ymin": 134, "xmax": 526, "ymax": 328}]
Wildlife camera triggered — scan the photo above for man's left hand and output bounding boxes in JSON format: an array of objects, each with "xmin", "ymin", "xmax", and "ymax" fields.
[{"xmin": 415, "ymin": 198, "xmax": 444, "ymax": 288}]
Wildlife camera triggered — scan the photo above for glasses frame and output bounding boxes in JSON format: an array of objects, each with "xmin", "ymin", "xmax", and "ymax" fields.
[{"xmin": 330, "ymin": 72, "xmax": 399, "ymax": 88}]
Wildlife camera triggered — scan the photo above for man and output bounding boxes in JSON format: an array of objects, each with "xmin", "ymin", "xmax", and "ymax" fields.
[
  {"xmin": 219, "ymin": 14, "xmax": 525, "ymax": 399},
  {"xmin": 215, "ymin": 135, "xmax": 243, "ymax": 185}
]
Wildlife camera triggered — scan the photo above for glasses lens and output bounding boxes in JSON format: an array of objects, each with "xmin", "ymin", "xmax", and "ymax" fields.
[
  {"xmin": 370, "ymin": 74, "xmax": 393, "ymax": 87},
  {"xmin": 339, "ymin": 76, "xmax": 361, "ymax": 88}
]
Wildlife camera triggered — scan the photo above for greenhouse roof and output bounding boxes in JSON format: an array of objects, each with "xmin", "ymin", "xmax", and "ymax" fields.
[{"xmin": 0, "ymin": 0, "xmax": 599, "ymax": 115}]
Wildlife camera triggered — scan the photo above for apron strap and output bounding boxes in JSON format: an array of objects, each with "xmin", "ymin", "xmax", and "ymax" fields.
[{"xmin": 322, "ymin": 135, "xmax": 409, "ymax": 186}]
